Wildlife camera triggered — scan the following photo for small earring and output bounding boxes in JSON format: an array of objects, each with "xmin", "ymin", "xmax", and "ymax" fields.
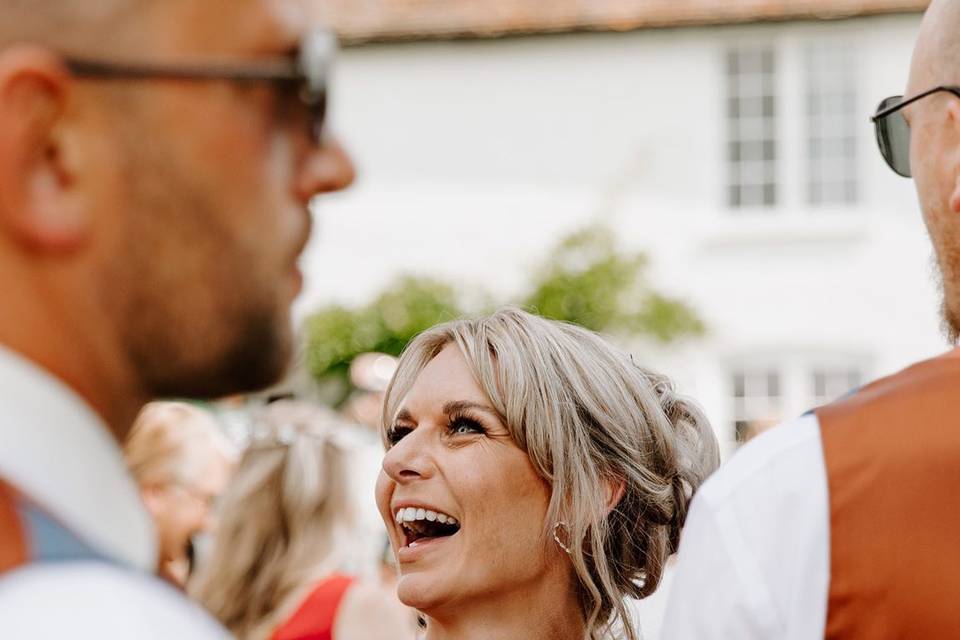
[{"xmin": 553, "ymin": 521, "xmax": 572, "ymax": 554}]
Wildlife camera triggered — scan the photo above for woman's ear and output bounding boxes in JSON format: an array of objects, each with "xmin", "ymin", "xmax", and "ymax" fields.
[{"xmin": 604, "ymin": 476, "xmax": 626, "ymax": 513}]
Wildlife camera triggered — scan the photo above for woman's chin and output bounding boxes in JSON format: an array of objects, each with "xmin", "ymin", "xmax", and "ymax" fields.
[{"xmin": 396, "ymin": 575, "xmax": 447, "ymax": 612}]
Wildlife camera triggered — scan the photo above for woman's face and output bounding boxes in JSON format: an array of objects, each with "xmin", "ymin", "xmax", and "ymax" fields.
[{"xmin": 375, "ymin": 345, "xmax": 558, "ymax": 614}]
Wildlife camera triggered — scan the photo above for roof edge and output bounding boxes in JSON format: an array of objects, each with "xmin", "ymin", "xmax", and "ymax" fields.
[{"xmin": 336, "ymin": 5, "xmax": 925, "ymax": 47}]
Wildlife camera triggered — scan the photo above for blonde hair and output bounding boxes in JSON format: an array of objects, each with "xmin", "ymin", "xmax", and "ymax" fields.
[
  {"xmin": 190, "ymin": 401, "xmax": 353, "ymax": 640},
  {"xmin": 382, "ymin": 308, "xmax": 719, "ymax": 640},
  {"xmin": 125, "ymin": 401, "xmax": 235, "ymax": 486}
]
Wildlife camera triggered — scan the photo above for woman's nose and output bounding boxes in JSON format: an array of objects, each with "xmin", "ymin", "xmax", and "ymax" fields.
[{"xmin": 382, "ymin": 429, "xmax": 435, "ymax": 484}]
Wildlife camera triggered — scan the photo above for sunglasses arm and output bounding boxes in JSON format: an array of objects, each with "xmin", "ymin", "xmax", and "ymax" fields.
[{"xmin": 872, "ymin": 85, "xmax": 960, "ymax": 122}]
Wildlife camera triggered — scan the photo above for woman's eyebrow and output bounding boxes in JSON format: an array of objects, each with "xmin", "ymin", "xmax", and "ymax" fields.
[
  {"xmin": 394, "ymin": 408, "xmax": 414, "ymax": 423},
  {"xmin": 442, "ymin": 400, "xmax": 500, "ymax": 417}
]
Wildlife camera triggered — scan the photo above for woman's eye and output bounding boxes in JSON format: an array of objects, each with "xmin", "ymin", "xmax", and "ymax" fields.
[
  {"xmin": 386, "ymin": 426, "xmax": 413, "ymax": 446},
  {"xmin": 449, "ymin": 417, "xmax": 484, "ymax": 436}
]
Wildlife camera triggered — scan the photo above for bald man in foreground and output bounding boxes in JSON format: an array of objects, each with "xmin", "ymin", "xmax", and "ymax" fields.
[
  {"xmin": 663, "ymin": 2, "xmax": 960, "ymax": 637},
  {"xmin": 0, "ymin": 1, "xmax": 353, "ymax": 637}
]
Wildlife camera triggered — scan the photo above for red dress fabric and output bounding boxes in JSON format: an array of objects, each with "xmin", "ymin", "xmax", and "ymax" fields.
[{"xmin": 271, "ymin": 574, "xmax": 356, "ymax": 640}]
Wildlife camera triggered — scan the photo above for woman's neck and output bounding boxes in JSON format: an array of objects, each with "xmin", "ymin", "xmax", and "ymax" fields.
[{"xmin": 423, "ymin": 578, "xmax": 586, "ymax": 640}]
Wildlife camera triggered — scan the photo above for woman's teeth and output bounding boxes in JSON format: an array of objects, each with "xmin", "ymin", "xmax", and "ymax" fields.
[{"xmin": 395, "ymin": 507, "xmax": 459, "ymax": 526}]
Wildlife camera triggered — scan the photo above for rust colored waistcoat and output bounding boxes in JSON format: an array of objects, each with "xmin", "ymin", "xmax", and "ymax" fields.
[{"xmin": 816, "ymin": 348, "xmax": 960, "ymax": 638}]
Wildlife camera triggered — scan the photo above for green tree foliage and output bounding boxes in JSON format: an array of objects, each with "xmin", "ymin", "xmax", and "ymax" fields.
[
  {"xmin": 522, "ymin": 225, "xmax": 705, "ymax": 341},
  {"xmin": 303, "ymin": 224, "xmax": 704, "ymax": 403},
  {"xmin": 304, "ymin": 276, "xmax": 465, "ymax": 403}
]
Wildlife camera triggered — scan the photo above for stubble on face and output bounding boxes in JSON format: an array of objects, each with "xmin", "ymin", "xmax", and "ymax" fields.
[
  {"xmin": 110, "ymin": 132, "xmax": 295, "ymax": 399},
  {"xmin": 96, "ymin": 1, "xmax": 310, "ymax": 399},
  {"xmin": 930, "ymin": 252, "xmax": 960, "ymax": 344}
]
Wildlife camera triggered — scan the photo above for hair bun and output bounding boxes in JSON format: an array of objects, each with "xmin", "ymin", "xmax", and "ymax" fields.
[
  {"xmin": 667, "ymin": 472, "xmax": 688, "ymax": 553},
  {"xmin": 620, "ymin": 363, "xmax": 720, "ymax": 592}
]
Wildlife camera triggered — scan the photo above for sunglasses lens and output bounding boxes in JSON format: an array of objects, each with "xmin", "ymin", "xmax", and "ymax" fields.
[{"xmin": 875, "ymin": 96, "xmax": 911, "ymax": 178}]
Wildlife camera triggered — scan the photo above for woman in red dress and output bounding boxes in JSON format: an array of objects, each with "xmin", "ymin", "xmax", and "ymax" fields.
[{"xmin": 191, "ymin": 401, "xmax": 416, "ymax": 640}]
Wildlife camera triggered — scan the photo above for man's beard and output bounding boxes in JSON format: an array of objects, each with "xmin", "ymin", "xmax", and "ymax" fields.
[
  {"xmin": 135, "ymin": 305, "xmax": 294, "ymax": 400},
  {"xmin": 941, "ymin": 296, "xmax": 960, "ymax": 346},
  {"xmin": 116, "ymin": 208, "xmax": 296, "ymax": 399},
  {"xmin": 932, "ymin": 253, "xmax": 960, "ymax": 345},
  {"xmin": 107, "ymin": 122, "xmax": 295, "ymax": 400}
]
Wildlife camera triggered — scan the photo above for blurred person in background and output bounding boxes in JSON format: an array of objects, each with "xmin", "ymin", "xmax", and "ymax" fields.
[
  {"xmin": 192, "ymin": 400, "xmax": 416, "ymax": 640},
  {"xmin": 0, "ymin": 0, "xmax": 354, "ymax": 637},
  {"xmin": 125, "ymin": 401, "xmax": 237, "ymax": 587},
  {"xmin": 376, "ymin": 308, "xmax": 719, "ymax": 640},
  {"xmin": 663, "ymin": 1, "xmax": 960, "ymax": 638}
]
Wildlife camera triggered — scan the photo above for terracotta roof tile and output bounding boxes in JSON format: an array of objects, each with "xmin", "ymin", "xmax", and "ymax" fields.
[{"xmin": 326, "ymin": 0, "xmax": 929, "ymax": 44}]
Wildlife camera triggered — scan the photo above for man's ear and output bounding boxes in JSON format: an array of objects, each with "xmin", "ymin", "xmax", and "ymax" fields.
[
  {"xmin": 945, "ymin": 100, "xmax": 960, "ymax": 216},
  {"xmin": 0, "ymin": 46, "xmax": 88, "ymax": 252}
]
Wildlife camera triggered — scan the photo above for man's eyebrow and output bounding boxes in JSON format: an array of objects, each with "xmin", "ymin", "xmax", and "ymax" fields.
[
  {"xmin": 253, "ymin": 37, "xmax": 299, "ymax": 58},
  {"xmin": 251, "ymin": 18, "xmax": 302, "ymax": 57},
  {"xmin": 394, "ymin": 408, "xmax": 414, "ymax": 423}
]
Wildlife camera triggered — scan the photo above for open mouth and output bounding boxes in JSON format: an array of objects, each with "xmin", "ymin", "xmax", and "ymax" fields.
[{"xmin": 395, "ymin": 507, "xmax": 461, "ymax": 547}]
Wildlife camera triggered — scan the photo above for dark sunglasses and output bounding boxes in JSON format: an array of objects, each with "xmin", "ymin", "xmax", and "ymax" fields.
[
  {"xmin": 62, "ymin": 29, "xmax": 336, "ymax": 144},
  {"xmin": 872, "ymin": 85, "xmax": 960, "ymax": 178}
]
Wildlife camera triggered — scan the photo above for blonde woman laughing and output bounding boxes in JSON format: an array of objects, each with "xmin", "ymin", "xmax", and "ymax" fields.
[{"xmin": 376, "ymin": 308, "xmax": 719, "ymax": 640}]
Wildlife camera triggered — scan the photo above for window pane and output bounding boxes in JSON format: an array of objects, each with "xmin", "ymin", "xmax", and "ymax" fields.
[
  {"xmin": 805, "ymin": 44, "xmax": 858, "ymax": 207},
  {"xmin": 761, "ymin": 49, "xmax": 775, "ymax": 74},
  {"xmin": 726, "ymin": 46, "xmax": 778, "ymax": 210},
  {"xmin": 727, "ymin": 50, "xmax": 740, "ymax": 75},
  {"xmin": 728, "ymin": 142, "xmax": 742, "ymax": 163},
  {"xmin": 729, "ymin": 185, "xmax": 742, "ymax": 207},
  {"xmin": 731, "ymin": 368, "xmax": 783, "ymax": 445},
  {"xmin": 762, "ymin": 95, "xmax": 775, "ymax": 118},
  {"xmin": 814, "ymin": 371, "xmax": 827, "ymax": 398},
  {"xmin": 727, "ymin": 97, "xmax": 741, "ymax": 119},
  {"xmin": 734, "ymin": 373, "xmax": 746, "ymax": 398},
  {"xmin": 763, "ymin": 183, "xmax": 777, "ymax": 205},
  {"xmin": 763, "ymin": 140, "xmax": 777, "ymax": 161},
  {"xmin": 766, "ymin": 371, "xmax": 779, "ymax": 396},
  {"xmin": 812, "ymin": 366, "xmax": 864, "ymax": 406}
]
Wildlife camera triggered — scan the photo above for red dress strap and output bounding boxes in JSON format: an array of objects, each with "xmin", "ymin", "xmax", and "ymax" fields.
[
  {"xmin": 271, "ymin": 574, "xmax": 356, "ymax": 640},
  {"xmin": 0, "ymin": 479, "xmax": 28, "ymax": 575}
]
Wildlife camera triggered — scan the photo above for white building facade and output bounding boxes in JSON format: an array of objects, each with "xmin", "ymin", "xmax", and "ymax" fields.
[{"xmin": 299, "ymin": 10, "xmax": 942, "ymax": 456}]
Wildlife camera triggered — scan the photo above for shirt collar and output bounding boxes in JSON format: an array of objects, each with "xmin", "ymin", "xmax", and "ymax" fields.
[{"xmin": 0, "ymin": 345, "xmax": 157, "ymax": 572}]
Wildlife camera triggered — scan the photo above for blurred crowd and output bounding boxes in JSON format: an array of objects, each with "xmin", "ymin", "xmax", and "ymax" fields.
[{"xmin": 121, "ymin": 373, "xmax": 420, "ymax": 639}]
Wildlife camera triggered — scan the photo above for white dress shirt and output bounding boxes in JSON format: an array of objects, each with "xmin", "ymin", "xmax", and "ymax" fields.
[
  {"xmin": 0, "ymin": 345, "xmax": 230, "ymax": 639},
  {"xmin": 661, "ymin": 413, "xmax": 830, "ymax": 640}
]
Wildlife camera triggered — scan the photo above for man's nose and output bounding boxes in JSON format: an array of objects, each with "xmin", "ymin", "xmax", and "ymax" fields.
[{"xmin": 296, "ymin": 135, "xmax": 356, "ymax": 202}]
